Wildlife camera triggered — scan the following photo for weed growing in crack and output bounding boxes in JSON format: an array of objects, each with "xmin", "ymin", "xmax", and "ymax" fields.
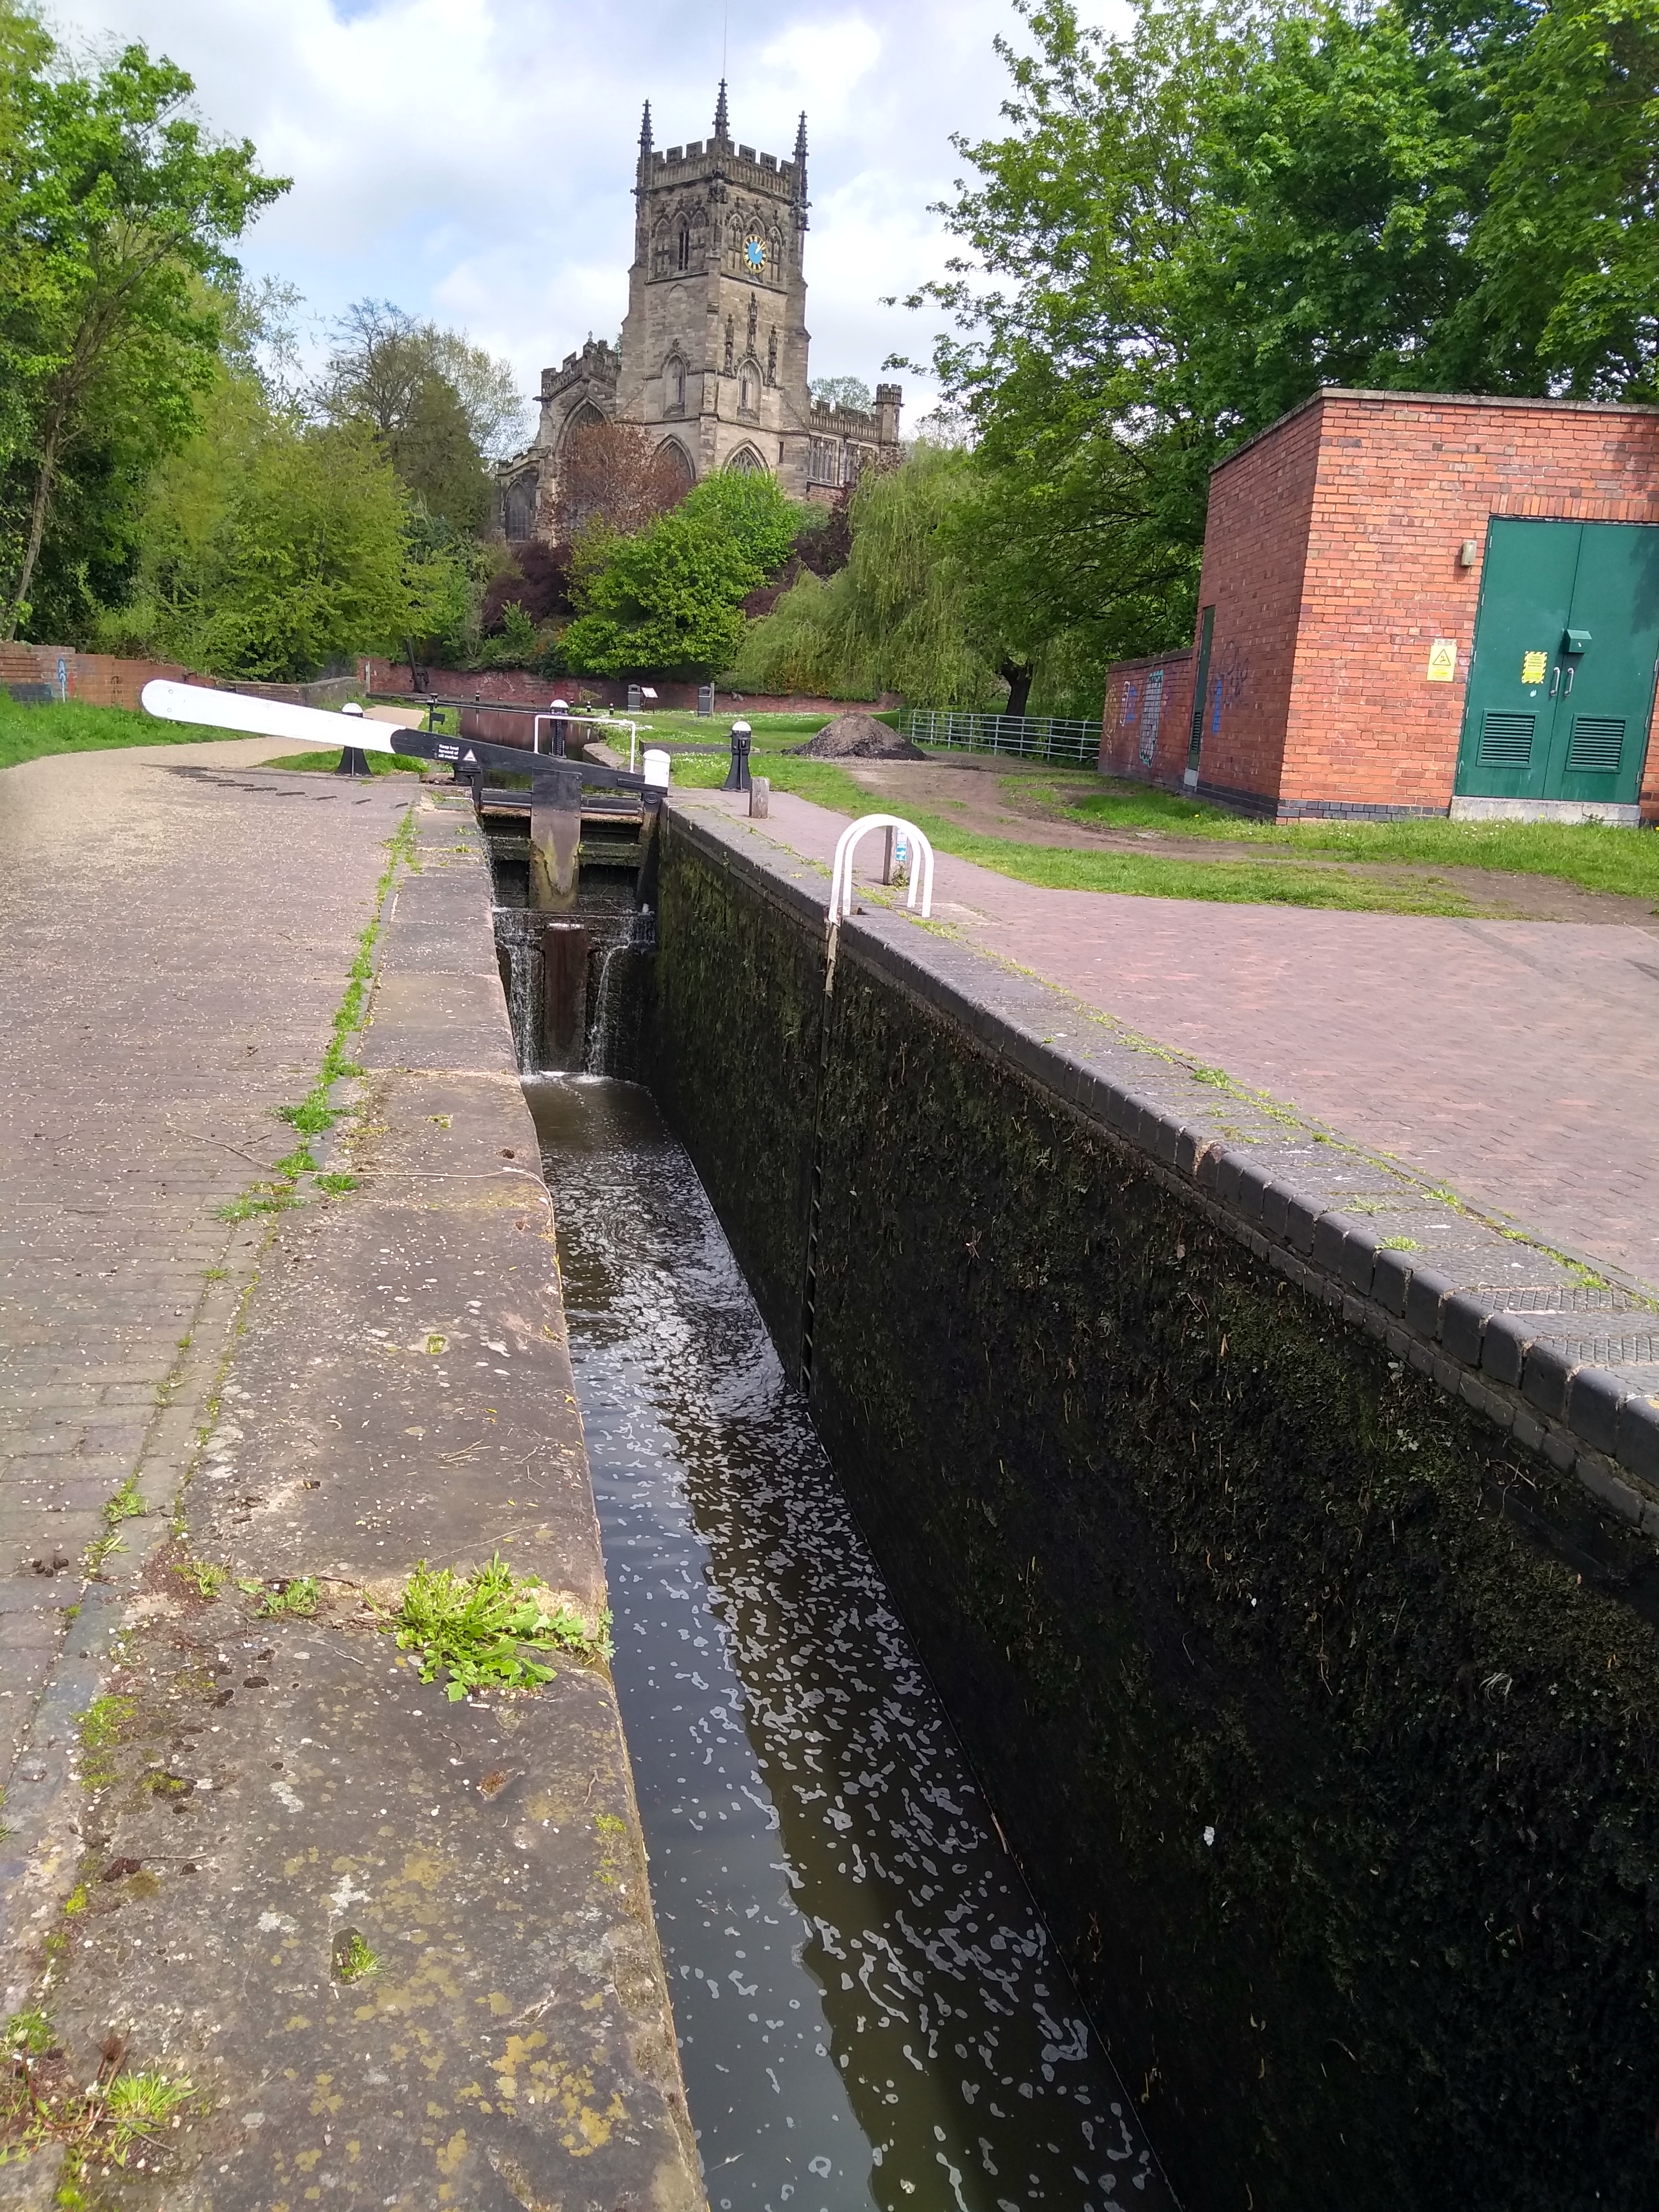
[
  {"xmin": 71, "ymin": 1698, "xmax": 135, "ymax": 1790},
  {"xmin": 237, "ymin": 1576, "xmax": 319, "ymax": 1619},
  {"xmin": 331, "ymin": 1929, "xmax": 378, "ymax": 1983},
  {"xmin": 175, "ymin": 1560, "xmax": 226, "ymax": 1599},
  {"xmin": 213, "ymin": 808, "xmax": 417, "ymax": 1226},
  {"xmin": 390, "ymin": 1554, "xmax": 612, "ymax": 1701},
  {"xmin": 81, "ymin": 1532, "xmax": 124, "ymax": 1579},
  {"xmin": 1, "ymin": 2013, "xmax": 196, "ymax": 2189},
  {"xmin": 103, "ymin": 1479, "xmax": 145, "ymax": 1527}
]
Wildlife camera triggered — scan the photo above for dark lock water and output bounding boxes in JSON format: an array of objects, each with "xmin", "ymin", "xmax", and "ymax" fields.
[{"xmin": 525, "ymin": 1076, "xmax": 1174, "ymax": 2212}]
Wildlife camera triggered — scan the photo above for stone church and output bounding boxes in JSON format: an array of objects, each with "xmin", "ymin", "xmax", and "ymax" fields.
[{"xmin": 496, "ymin": 83, "xmax": 902, "ymax": 539}]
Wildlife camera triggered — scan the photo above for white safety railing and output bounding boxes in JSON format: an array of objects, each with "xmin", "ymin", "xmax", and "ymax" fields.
[
  {"xmin": 828, "ymin": 814, "xmax": 935, "ymax": 925},
  {"xmin": 532, "ymin": 712, "xmax": 640, "ymax": 769}
]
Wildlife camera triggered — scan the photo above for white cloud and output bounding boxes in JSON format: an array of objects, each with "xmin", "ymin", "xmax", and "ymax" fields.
[{"xmin": 46, "ymin": 0, "xmax": 1073, "ymax": 431}]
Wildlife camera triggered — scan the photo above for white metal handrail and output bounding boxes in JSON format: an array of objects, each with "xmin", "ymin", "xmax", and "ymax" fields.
[
  {"xmin": 532, "ymin": 712, "xmax": 640, "ymax": 770},
  {"xmin": 827, "ymin": 814, "xmax": 935, "ymax": 925}
]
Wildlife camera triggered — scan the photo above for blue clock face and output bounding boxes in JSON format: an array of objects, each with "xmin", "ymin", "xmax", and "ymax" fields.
[{"xmin": 745, "ymin": 236, "xmax": 767, "ymax": 273}]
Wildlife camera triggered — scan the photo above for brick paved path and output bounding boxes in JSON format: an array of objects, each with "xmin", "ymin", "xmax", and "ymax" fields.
[
  {"xmin": 689, "ymin": 789, "xmax": 1659, "ymax": 1291},
  {"xmin": 0, "ymin": 743, "xmax": 410, "ymax": 1794}
]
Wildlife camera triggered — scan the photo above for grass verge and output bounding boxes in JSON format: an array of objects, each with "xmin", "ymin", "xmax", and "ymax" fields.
[
  {"xmin": 0, "ymin": 694, "xmax": 248, "ymax": 771},
  {"xmin": 262, "ymin": 748, "xmax": 426, "ymax": 776},
  {"xmin": 1042, "ymin": 775, "xmax": 1659, "ymax": 902},
  {"xmin": 901, "ymin": 814, "xmax": 1478, "ymax": 912}
]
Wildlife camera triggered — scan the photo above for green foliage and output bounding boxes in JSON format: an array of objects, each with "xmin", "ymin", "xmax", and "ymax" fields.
[
  {"xmin": 3, "ymin": 2011, "xmax": 51, "ymax": 2059},
  {"xmin": 101, "ymin": 399, "xmax": 471, "ymax": 681},
  {"xmin": 314, "ymin": 299, "xmax": 524, "ymax": 533},
  {"xmin": 732, "ymin": 446, "xmax": 1011, "ymax": 707},
  {"xmin": 810, "ymin": 374, "xmax": 874, "ymax": 411},
  {"xmin": 391, "ymin": 1553, "xmax": 610, "ymax": 1702},
  {"xmin": 104, "ymin": 2070, "xmax": 193, "ymax": 2156},
  {"xmin": 563, "ymin": 469, "xmax": 803, "ymax": 677},
  {"xmin": 0, "ymin": 31, "xmax": 287, "ymax": 637}
]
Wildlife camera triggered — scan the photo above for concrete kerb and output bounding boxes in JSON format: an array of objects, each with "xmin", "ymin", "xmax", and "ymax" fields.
[{"xmin": 668, "ymin": 801, "xmax": 1659, "ymax": 1543}]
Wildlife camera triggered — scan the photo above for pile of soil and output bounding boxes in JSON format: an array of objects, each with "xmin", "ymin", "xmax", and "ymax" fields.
[{"xmin": 797, "ymin": 711, "xmax": 927, "ymax": 760}]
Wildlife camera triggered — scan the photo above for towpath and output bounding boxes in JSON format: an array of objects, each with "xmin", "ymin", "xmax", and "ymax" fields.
[
  {"xmin": 0, "ymin": 740, "xmax": 410, "ymax": 1796},
  {"xmin": 682, "ymin": 786, "xmax": 1659, "ymax": 1293}
]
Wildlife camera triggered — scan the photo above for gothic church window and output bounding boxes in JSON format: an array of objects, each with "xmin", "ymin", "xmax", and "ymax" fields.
[
  {"xmin": 502, "ymin": 472, "xmax": 538, "ymax": 539},
  {"xmin": 677, "ymin": 221, "xmax": 691, "ymax": 272},
  {"xmin": 739, "ymin": 367, "xmax": 757, "ymax": 416},
  {"xmin": 728, "ymin": 446, "xmax": 767, "ymax": 474}
]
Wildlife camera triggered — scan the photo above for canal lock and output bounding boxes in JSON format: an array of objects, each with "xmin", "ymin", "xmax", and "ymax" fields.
[{"xmin": 478, "ymin": 795, "xmax": 1172, "ymax": 2210}]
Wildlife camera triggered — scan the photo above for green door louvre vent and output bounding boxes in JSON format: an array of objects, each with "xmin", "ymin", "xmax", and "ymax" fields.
[
  {"xmin": 1478, "ymin": 710, "xmax": 1536, "ymax": 767},
  {"xmin": 1566, "ymin": 716, "xmax": 1626, "ymax": 774}
]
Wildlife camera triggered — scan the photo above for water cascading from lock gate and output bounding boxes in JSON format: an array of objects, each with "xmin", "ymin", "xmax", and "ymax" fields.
[{"xmin": 525, "ymin": 1075, "xmax": 1174, "ymax": 2212}]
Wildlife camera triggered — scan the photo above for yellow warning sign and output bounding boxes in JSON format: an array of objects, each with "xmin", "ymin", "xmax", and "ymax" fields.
[
  {"xmin": 1521, "ymin": 649, "xmax": 1548, "ymax": 684},
  {"xmin": 1427, "ymin": 638, "xmax": 1457, "ymax": 683}
]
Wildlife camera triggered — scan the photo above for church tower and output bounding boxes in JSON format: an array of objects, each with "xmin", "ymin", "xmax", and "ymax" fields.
[
  {"xmin": 497, "ymin": 85, "xmax": 902, "ymax": 538},
  {"xmin": 615, "ymin": 83, "xmax": 815, "ymax": 493}
]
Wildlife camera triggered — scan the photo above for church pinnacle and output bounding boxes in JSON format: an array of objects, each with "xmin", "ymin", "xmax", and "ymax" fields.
[
  {"xmin": 713, "ymin": 78, "xmax": 730, "ymax": 142},
  {"xmin": 638, "ymin": 98, "xmax": 652, "ymax": 155}
]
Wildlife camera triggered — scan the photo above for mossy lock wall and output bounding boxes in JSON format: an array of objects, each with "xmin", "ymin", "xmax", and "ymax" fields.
[{"xmin": 642, "ymin": 810, "xmax": 1659, "ymax": 2212}]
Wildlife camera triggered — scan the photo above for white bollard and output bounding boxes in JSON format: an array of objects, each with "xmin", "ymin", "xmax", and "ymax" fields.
[{"xmin": 642, "ymin": 748, "xmax": 672, "ymax": 789}]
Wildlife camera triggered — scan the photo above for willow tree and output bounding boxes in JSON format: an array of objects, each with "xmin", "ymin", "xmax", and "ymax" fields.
[{"xmin": 731, "ymin": 445, "xmax": 1017, "ymax": 709}]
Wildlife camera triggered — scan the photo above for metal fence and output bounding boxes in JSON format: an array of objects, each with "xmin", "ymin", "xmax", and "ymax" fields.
[{"xmin": 903, "ymin": 708, "xmax": 1102, "ymax": 766}]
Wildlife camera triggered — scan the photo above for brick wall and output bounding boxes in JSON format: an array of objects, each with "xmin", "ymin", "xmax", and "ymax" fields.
[
  {"xmin": 1188, "ymin": 399, "xmax": 1325, "ymax": 812},
  {"xmin": 0, "ymin": 646, "xmax": 355, "ymax": 713},
  {"xmin": 1284, "ymin": 391, "xmax": 1659, "ymax": 817},
  {"xmin": 357, "ymin": 655, "xmax": 895, "ymax": 718},
  {"xmin": 1099, "ymin": 388, "xmax": 1659, "ymax": 819},
  {"xmin": 1100, "ymin": 649, "xmax": 1195, "ymax": 782}
]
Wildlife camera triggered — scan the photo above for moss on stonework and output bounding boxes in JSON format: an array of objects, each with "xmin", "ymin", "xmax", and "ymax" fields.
[{"xmin": 649, "ymin": 819, "xmax": 1659, "ymax": 2212}]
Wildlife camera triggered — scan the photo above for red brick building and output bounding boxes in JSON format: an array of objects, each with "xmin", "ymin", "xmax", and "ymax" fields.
[{"xmin": 1099, "ymin": 388, "xmax": 1659, "ymax": 822}]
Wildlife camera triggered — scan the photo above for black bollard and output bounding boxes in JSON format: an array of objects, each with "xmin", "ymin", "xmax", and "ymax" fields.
[
  {"xmin": 336, "ymin": 702, "xmax": 371, "ymax": 777},
  {"xmin": 722, "ymin": 719, "xmax": 753, "ymax": 793},
  {"xmin": 546, "ymin": 697, "xmax": 571, "ymax": 758}
]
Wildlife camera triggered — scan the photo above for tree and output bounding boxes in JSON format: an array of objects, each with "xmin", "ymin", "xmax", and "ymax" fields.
[
  {"xmin": 809, "ymin": 375, "xmax": 874, "ymax": 411},
  {"xmin": 0, "ymin": 38, "xmax": 286, "ymax": 637},
  {"xmin": 316, "ymin": 299, "xmax": 525, "ymax": 533},
  {"xmin": 732, "ymin": 446, "xmax": 1017, "ymax": 707},
  {"xmin": 102, "ymin": 375, "xmax": 471, "ymax": 680},
  {"xmin": 552, "ymin": 418, "xmax": 689, "ymax": 542},
  {"xmin": 561, "ymin": 468, "xmax": 802, "ymax": 677}
]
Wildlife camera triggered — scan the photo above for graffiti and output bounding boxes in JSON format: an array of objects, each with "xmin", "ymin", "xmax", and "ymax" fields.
[
  {"xmin": 1209, "ymin": 642, "xmax": 1249, "ymax": 740},
  {"xmin": 1120, "ymin": 679, "xmax": 1141, "ymax": 727},
  {"xmin": 1139, "ymin": 667, "xmax": 1166, "ymax": 764}
]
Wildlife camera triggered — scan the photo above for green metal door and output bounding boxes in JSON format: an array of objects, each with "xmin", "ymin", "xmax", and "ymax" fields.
[
  {"xmin": 1457, "ymin": 518, "xmax": 1659, "ymax": 808},
  {"xmin": 1547, "ymin": 523, "xmax": 1659, "ymax": 806},
  {"xmin": 1457, "ymin": 521, "xmax": 1581, "ymax": 802}
]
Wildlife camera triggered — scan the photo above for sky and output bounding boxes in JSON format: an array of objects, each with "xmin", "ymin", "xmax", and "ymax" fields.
[{"xmin": 43, "ymin": 0, "xmax": 1125, "ymax": 454}]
